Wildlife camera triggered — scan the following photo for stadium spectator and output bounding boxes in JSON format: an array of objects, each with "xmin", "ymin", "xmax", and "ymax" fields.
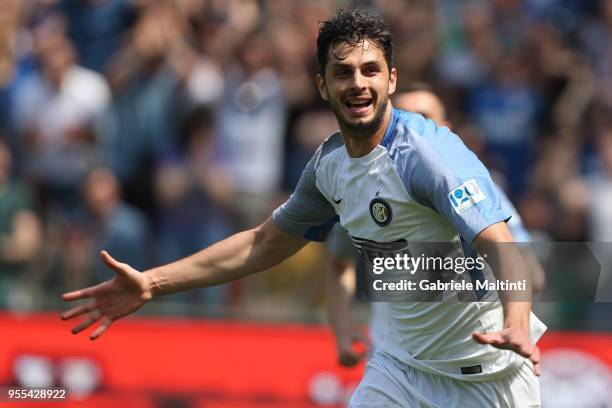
[
  {"xmin": 216, "ymin": 28, "xmax": 287, "ymax": 228},
  {"xmin": 102, "ymin": 1, "xmax": 192, "ymax": 212},
  {"xmin": 283, "ymin": 109, "xmax": 338, "ymax": 191},
  {"xmin": 59, "ymin": 0, "xmax": 137, "ymax": 73},
  {"xmin": 468, "ymin": 51, "xmax": 542, "ymax": 196},
  {"xmin": 0, "ymin": 139, "xmax": 43, "ymax": 309},
  {"xmin": 12, "ymin": 18, "xmax": 109, "ymax": 210},
  {"xmin": 83, "ymin": 167, "xmax": 151, "ymax": 279}
]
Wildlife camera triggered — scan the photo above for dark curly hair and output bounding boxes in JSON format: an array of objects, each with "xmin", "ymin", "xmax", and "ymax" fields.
[{"xmin": 316, "ymin": 9, "xmax": 393, "ymax": 76}]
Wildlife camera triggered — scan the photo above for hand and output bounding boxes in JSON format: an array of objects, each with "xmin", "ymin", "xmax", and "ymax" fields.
[
  {"xmin": 472, "ymin": 327, "xmax": 541, "ymax": 376},
  {"xmin": 60, "ymin": 251, "xmax": 153, "ymax": 340},
  {"xmin": 336, "ymin": 330, "xmax": 370, "ymax": 367}
]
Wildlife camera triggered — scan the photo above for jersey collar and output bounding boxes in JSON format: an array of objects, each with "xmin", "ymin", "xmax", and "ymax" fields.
[{"xmin": 380, "ymin": 107, "xmax": 400, "ymax": 149}]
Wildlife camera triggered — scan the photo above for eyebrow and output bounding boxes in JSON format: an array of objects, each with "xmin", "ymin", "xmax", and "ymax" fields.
[
  {"xmin": 330, "ymin": 62, "xmax": 353, "ymax": 70},
  {"xmin": 330, "ymin": 60, "xmax": 382, "ymax": 70}
]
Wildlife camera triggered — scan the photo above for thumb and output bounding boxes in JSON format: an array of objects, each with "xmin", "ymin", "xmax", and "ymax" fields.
[{"xmin": 100, "ymin": 251, "xmax": 130, "ymax": 276}]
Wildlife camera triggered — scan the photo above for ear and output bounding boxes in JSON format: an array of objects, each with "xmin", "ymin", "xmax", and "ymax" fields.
[
  {"xmin": 316, "ymin": 73, "xmax": 329, "ymax": 101},
  {"xmin": 388, "ymin": 67, "xmax": 397, "ymax": 96}
]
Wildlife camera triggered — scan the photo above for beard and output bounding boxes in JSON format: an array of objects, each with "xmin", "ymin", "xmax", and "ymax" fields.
[{"xmin": 328, "ymin": 92, "xmax": 390, "ymax": 139}]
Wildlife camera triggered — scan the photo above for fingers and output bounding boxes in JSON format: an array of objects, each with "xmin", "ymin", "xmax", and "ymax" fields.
[
  {"xmin": 338, "ymin": 333, "xmax": 368, "ymax": 367},
  {"xmin": 62, "ymin": 282, "xmax": 104, "ymax": 302},
  {"xmin": 100, "ymin": 251, "xmax": 129, "ymax": 276},
  {"xmin": 90, "ymin": 317, "xmax": 113, "ymax": 341},
  {"xmin": 514, "ymin": 340, "xmax": 540, "ymax": 376},
  {"xmin": 71, "ymin": 309, "xmax": 102, "ymax": 334},
  {"xmin": 339, "ymin": 350, "xmax": 365, "ymax": 367},
  {"xmin": 473, "ymin": 330, "xmax": 542, "ymax": 377},
  {"xmin": 60, "ymin": 300, "xmax": 96, "ymax": 321},
  {"xmin": 507, "ymin": 339, "xmax": 541, "ymax": 377},
  {"xmin": 514, "ymin": 339, "xmax": 535, "ymax": 358},
  {"xmin": 472, "ymin": 331, "xmax": 505, "ymax": 346},
  {"xmin": 69, "ymin": 310, "xmax": 114, "ymax": 340},
  {"xmin": 473, "ymin": 329, "xmax": 527, "ymax": 353},
  {"xmin": 530, "ymin": 345, "xmax": 541, "ymax": 376}
]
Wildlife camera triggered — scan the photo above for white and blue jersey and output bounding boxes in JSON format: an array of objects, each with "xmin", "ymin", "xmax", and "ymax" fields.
[{"xmin": 273, "ymin": 108, "xmax": 545, "ymax": 380}]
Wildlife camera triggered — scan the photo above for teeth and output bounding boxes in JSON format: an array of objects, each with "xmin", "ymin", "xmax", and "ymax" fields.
[{"xmin": 347, "ymin": 101, "xmax": 371, "ymax": 108}]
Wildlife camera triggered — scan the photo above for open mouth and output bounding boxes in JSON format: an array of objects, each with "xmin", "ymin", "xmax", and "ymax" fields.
[{"xmin": 344, "ymin": 98, "xmax": 373, "ymax": 115}]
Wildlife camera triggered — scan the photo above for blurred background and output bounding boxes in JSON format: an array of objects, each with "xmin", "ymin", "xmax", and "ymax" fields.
[{"xmin": 0, "ymin": 0, "xmax": 611, "ymax": 407}]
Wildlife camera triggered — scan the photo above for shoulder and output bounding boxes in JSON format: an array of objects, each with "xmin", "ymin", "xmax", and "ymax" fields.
[
  {"xmin": 287, "ymin": 131, "xmax": 344, "ymax": 196},
  {"xmin": 388, "ymin": 110, "xmax": 467, "ymax": 159},
  {"xmin": 386, "ymin": 109, "xmax": 481, "ymax": 177},
  {"xmin": 313, "ymin": 131, "xmax": 344, "ymax": 169}
]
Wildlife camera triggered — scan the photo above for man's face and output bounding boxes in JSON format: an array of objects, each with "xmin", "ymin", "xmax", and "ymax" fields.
[
  {"xmin": 393, "ymin": 91, "xmax": 447, "ymax": 126},
  {"xmin": 316, "ymin": 39, "xmax": 396, "ymax": 137}
]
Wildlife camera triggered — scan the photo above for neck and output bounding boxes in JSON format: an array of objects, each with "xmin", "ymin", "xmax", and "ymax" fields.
[{"xmin": 341, "ymin": 103, "xmax": 393, "ymax": 158}]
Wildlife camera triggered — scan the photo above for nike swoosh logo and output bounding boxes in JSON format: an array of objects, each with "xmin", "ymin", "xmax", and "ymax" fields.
[{"xmin": 332, "ymin": 197, "xmax": 342, "ymax": 205}]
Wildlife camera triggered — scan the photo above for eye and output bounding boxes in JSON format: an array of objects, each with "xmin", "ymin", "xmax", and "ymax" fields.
[
  {"xmin": 335, "ymin": 69, "xmax": 350, "ymax": 78},
  {"xmin": 364, "ymin": 66, "xmax": 380, "ymax": 76}
]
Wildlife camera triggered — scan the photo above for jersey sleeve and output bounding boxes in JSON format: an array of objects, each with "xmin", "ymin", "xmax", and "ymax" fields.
[
  {"xmin": 400, "ymin": 117, "xmax": 511, "ymax": 243},
  {"xmin": 497, "ymin": 184, "xmax": 532, "ymax": 242},
  {"xmin": 272, "ymin": 146, "xmax": 338, "ymax": 242}
]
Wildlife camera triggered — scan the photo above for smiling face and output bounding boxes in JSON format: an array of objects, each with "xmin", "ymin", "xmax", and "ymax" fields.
[{"xmin": 316, "ymin": 39, "xmax": 397, "ymax": 138}]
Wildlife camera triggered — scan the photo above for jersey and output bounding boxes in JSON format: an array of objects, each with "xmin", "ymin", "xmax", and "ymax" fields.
[
  {"xmin": 326, "ymin": 186, "xmax": 531, "ymax": 351},
  {"xmin": 273, "ymin": 108, "xmax": 546, "ymax": 381},
  {"xmin": 326, "ymin": 183, "xmax": 532, "ymax": 255}
]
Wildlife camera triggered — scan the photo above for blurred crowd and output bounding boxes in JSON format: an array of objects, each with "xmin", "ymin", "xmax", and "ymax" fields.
[{"xmin": 0, "ymin": 0, "xmax": 610, "ymax": 324}]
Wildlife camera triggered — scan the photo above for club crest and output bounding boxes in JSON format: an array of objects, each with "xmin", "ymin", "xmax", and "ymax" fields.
[{"xmin": 369, "ymin": 198, "xmax": 392, "ymax": 227}]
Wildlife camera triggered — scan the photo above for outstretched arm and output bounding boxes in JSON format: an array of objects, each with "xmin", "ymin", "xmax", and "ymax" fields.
[
  {"xmin": 145, "ymin": 218, "xmax": 307, "ymax": 295},
  {"xmin": 61, "ymin": 218, "xmax": 307, "ymax": 339}
]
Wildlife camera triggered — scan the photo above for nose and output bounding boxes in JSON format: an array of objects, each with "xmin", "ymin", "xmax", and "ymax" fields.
[{"xmin": 348, "ymin": 70, "xmax": 366, "ymax": 91}]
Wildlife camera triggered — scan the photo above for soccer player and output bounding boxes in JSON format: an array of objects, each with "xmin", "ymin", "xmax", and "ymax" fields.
[
  {"xmin": 325, "ymin": 83, "xmax": 538, "ymax": 368},
  {"xmin": 62, "ymin": 9, "xmax": 545, "ymax": 407}
]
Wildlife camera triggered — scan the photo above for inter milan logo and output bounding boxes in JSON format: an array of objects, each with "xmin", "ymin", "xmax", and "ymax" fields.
[{"xmin": 369, "ymin": 196, "xmax": 392, "ymax": 227}]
